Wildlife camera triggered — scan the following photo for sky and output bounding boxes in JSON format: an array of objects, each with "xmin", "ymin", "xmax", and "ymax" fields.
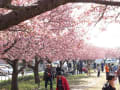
[{"xmin": 87, "ymin": 23, "xmax": 120, "ymax": 48}]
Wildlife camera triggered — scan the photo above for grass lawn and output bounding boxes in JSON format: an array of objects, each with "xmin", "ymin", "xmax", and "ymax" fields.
[{"xmin": 0, "ymin": 73, "xmax": 87, "ymax": 90}]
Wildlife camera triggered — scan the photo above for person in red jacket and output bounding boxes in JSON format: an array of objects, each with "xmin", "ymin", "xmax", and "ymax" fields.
[{"xmin": 56, "ymin": 71, "xmax": 70, "ymax": 90}]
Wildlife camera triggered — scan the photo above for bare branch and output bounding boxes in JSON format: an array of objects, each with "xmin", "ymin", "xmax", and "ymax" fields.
[
  {"xmin": 45, "ymin": 56, "xmax": 52, "ymax": 63},
  {"xmin": 18, "ymin": 60, "xmax": 26, "ymax": 73},
  {"xmin": 38, "ymin": 56, "xmax": 43, "ymax": 64},
  {"xmin": 8, "ymin": 29, "xmax": 29, "ymax": 32},
  {"xmin": 2, "ymin": 38, "xmax": 20, "ymax": 54},
  {"xmin": 115, "ymin": 12, "xmax": 120, "ymax": 21},
  {"xmin": 94, "ymin": 5, "xmax": 107, "ymax": 26},
  {"xmin": 3, "ymin": 42, "xmax": 9, "ymax": 47},
  {"xmin": 28, "ymin": 63, "xmax": 34, "ymax": 69}
]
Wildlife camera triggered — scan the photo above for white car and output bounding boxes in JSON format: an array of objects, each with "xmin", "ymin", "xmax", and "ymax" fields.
[
  {"xmin": 0, "ymin": 68, "xmax": 8, "ymax": 76},
  {"xmin": 105, "ymin": 59, "xmax": 119, "ymax": 64},
  {"xmin": 0, "ymin": 66, "xmax": 13, "ymax": 75}
]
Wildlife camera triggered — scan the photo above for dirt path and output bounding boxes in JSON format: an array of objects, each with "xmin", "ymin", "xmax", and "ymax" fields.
[{"xmin": 70, "ymin": 72, "xmax": 120, "ymax": 90}]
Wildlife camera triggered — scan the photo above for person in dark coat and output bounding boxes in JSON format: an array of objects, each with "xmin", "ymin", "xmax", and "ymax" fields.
[
  {"xmin": 101, "ymin": 63, "xmax": 104, "ymax": 72},
  {"xmin": 77, "ymin": 62, "xmax": 80, "ymax": 74},
  {"xmin": 43, "ymin": 64, "xmax": 53, "ymax": 90},
  {"xmin": 97, "ymin": 64, "xmax": 101, "ymax": 77},
  {"xmin": 102, "ymin": 73, "xmax": 116, "ymax": 90},
  {"xmin": 56, "ymin": 64, "xmax": 64, "ymax": 76},
  {"xmin": 93, "ymin": 62, "xmax": 96, "ymax": 72},
  {"xmin": 79, "ymin": 61, "xmax": 83, "ymax": 74}
]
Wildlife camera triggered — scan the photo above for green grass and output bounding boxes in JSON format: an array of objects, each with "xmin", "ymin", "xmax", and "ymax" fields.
[{"xmin": 0, "ymin": 73, "xmax": 86, "ymax": 90}]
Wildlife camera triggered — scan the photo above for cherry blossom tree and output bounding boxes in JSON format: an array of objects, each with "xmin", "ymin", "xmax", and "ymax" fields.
[
  {"xmin": 0, "ymin": 0, "xmax": 120, "ymax": 30},
  {"xmin": 0, "ymin": 30, "xmax": 48, "ymax": 90},
  {"xmin": 0, "ymin": 1, "xmax": 120, "ymax": 90},
  {"xmin": 0, "ymin": 32, "xmax": 28, "ymax": 90}
]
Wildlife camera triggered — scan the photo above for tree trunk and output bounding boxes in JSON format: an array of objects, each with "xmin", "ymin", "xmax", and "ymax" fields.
[
  {"xmin": 11, "ymin": 61, "xmax": 18, "ymax": 90},
  {"xmin": 33, "ymin": 64, "xmax": 40, "ymax": 87},
  {"xmin": 11, "ymin": 72, "xmax": 18, "ymax": 90}
]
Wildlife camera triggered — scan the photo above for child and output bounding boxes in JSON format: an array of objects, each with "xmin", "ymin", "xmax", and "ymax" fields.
[{"xmin": 56, "ymin": 71, "xmax": 70, "ymax": 90}]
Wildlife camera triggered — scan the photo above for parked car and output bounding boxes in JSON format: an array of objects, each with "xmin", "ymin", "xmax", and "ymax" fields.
[
  {"xmin": 0, "ymin": 66, "xmax": 13, "ymax": 75},
  {"xmin": 105, "ymin": 58, "xmax": 119, "ymax": 64},
  {"xmin": 4, "ymin": 66, "xmax": 13, "ymax": 75},
  {"xmin": 0, "ymin": 68, "xmax": 8, "ymax": 76}
]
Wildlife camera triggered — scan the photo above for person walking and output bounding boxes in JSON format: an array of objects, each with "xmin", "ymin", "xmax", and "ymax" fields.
[
  {"xmin": 79, "ymin": 61, "xmax": 83, "ymax": 74},
  {"xmin": 77, "ymin": 62, "xmax": 80, "ymax": 74},
  {"xmin": 72, "ymin": 60, "xmax": 76, "ymax": 75},
  {"xmin": 56, "ymin": 71, "xmax": 70, "ymax": 90},
  {"xmin": 68, "ymin": 62, "xmax": 72, "ymax": 72},
  {"xmin": 108, "ymin": 63, "xmax": 112, "ymax": 73},
  {"xmin": 43, "ymin": 64, "xmax": 53, "ymax": 90},
  {"xmin": 101, "ymin": 62, "xmax": 104, "ymax": 72},
  {"xmin": 93, "ymin": 62, "xmax": 97, "ymax": 72},
  {"xmin": 87, "ymin": 63, "xmax": 91, "ymax": 76},
  {"xmin": 97, "ymin": 64, "xmax": 101, "ymax": 77},
  {"xmin": 105, "ymin": 64, "xmax": 110, "ymax": 80},
  {"xmin": 56, "ymin": 64, "xmax": 64, "ymax": 76}
]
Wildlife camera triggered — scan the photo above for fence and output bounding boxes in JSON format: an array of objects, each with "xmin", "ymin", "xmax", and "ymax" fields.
[{"xmin": 0, "ymin": 75, "xmax": 12, "ymax": 82}]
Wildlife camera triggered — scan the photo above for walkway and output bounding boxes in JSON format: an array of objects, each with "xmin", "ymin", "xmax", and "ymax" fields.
[{"xmin": 70, "ymin": 72, "xmax": 120, "ymax": 90}]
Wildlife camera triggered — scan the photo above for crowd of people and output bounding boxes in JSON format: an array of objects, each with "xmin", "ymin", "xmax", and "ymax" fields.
[
  {"xmin": 93, "ymin": 61, "xmax": 120, "ymax": 90},
  {"xmin": 42, "ymin": 60, "xmax": 120, "ymax": 90},
  {"xmin": 102, "ymin": 63, "xmax": 120, "ymax": 90},
  {"xmin": 43, "ymin": 60, "xmax": 90, "ymax": 90},
  {"xmin": 43, "ymin": 60, "xmax": 96, "ymax": 90},
  {"xmin": 43, "ymin": 64, "xmax": 70, "ymax": 90}
]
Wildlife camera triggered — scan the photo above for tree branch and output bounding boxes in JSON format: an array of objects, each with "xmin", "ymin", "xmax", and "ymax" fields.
[
  {"xmin": 115, "ymin": 12, "xmax": 120, "ymax": 21},
  {"xmin": 5, "ymin": 5, "xmax": 25, "ymax": 10},
  {"xmin": 94, "ymin": 5, "xmax": 107, "ymax": 26},
  {"xmin": 38, "ymin": 57, "xmax": 43, "ymax": 64},
  {"xmin": 18, "ymin": 60, "xmax": 26, "ymax": 73},
  {"xmin": 28, "ymin": 63, "xmax": 34, "ymax": 69},
  {"xmin": 3, "ymin": 42, "xmax": 9, "ymax": 47},
  {"xmin": 45, "ymin": 56, "xmax": 52, "ymax": 63},
  {"xmin": 0, "ymin": 0, "xmax": 120, "ymax": 31},
  {"xmin": 8, "ymin": 29, "xmax": 30, "ymax": 32},
  {"xmin": 0, "ymin": 0, "xmax": 12, "ymax": 8},
  {"xmin": 2, "ymin": 38, "xmax": 20, "ymax": 54},
  {"xmin": 1, "ymin": 58, "xmax": 13, "ymax": 66}
]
